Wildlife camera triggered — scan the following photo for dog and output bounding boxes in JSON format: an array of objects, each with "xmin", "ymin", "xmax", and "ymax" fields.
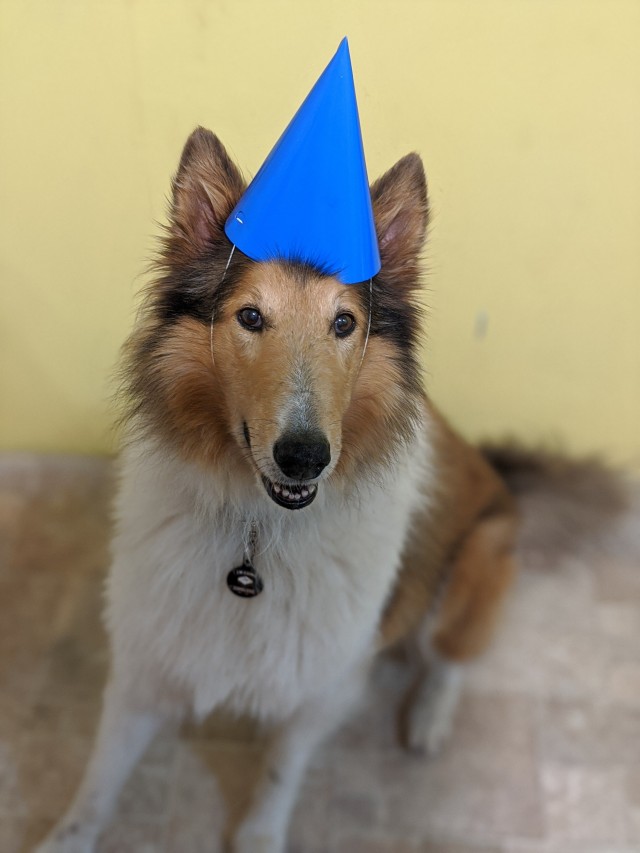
[{"xmin": 36, "ymin": 127, "xmax": 638, "ymax": 853}]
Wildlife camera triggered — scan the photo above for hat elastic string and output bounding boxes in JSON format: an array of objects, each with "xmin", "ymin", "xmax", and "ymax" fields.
[
  {"xmin": 358, "ymin": 277, "xmax": 373, "ymax": 373},
  {"xmin": 209, "ymin": 244, "xmax": 236, "ymax": 370}
]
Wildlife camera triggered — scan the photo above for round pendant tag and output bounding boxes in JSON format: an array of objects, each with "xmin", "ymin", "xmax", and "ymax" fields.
[{"xmin": 227, "ymin": 563, "xmax": 264, "ymax": 598}]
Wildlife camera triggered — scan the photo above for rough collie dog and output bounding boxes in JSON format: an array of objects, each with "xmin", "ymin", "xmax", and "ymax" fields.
[{"xmin": 37, "ymin": 128, "xmax": 637, "ymax": 853}]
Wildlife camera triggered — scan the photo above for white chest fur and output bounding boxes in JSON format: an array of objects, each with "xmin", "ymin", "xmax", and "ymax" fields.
[{"xmin": 105, "ymin": 438, "xmax": 428, "ymax": 722}]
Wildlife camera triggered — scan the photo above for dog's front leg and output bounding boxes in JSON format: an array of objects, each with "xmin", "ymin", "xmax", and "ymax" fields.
[
  {"xmin": 34, "ymin": 675, "xmax": 174, "ymax": 853},
  {"xmin": 232, "ymin": 670, "xmax": 367, "ymax": 853}
]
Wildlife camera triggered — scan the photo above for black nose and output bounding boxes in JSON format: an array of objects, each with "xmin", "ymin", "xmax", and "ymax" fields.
[{"xmin": 273, "ymin": 431, "xmax": 331, "ymax": 481}]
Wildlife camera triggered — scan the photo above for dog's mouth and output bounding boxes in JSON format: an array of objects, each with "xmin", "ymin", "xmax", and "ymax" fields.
[{"xmin": 261, "ymin": 476, "xmax": 318, "ymax": 510}]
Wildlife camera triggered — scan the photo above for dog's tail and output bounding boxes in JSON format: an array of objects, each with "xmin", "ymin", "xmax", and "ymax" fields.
[{"xmin": 481, "ymin": 442, "xmax": 640, "ymax": 565}]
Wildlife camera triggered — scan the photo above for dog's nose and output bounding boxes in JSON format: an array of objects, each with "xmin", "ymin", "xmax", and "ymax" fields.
[{"xmin": 273, "ymin": 431, "xmax": 331, "ymax": 481}]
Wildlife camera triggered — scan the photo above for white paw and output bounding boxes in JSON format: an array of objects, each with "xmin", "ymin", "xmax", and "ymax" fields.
[
  {"xmin": 405, "ymin": 663, "xmax": 463, "ymax": 757},
  {"xmin": 406, "ymin": 699, "xmax": 455, "ymax": 757},
  {"xmin": 34, "ymin": 823, "xmax": 98, "ymax": 853},
  {"xmin": 231, "ymin": 824, "xmax": 286, "ymax": 853}
]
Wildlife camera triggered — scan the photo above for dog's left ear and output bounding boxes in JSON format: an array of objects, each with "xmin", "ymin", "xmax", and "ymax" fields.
[{"xmin": 371, "ymin": 153, "xmax": 429, "ymax": 290}]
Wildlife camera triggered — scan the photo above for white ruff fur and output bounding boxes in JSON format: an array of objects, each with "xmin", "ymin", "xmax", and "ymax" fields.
[
  {"xmin": 36, "ymin": 418, "xmax": 435, "ymax": 853},
  {"xmin": 107, "ymin": 423, "xmax": 431, "ymax": 722}
]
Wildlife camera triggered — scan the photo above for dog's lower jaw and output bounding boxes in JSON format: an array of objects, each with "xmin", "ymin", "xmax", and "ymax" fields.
[{"xmin": 261, "ymin": 475, "xmax": 318, "ymax": 510}]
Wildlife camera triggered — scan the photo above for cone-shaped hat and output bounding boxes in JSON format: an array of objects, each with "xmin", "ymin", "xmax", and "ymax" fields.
[{"xmin": 225, "ymin": 38, "xmax": 380, "ymax": 285}]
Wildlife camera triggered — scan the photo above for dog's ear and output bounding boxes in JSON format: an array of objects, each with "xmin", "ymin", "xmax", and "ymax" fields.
[
  {"xmin": 170, "ymin": 127, "xmax": 245, "ymax": 255},
  {"xmin": 371, "ymin": 153, "xmax": 428, "ymax": 290}
]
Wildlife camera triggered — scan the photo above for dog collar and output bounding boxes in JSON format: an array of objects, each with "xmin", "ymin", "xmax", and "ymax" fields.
[{"xmin": 227, "ymin": 524, "xmax": 263, "ymax": 598}]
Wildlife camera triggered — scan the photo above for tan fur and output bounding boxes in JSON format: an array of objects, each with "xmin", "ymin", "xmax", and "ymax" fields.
[
  {"xmin": 145, "ymin": 317, "xmax": 236, "ymax": 466},
  {"xmin": 431, "ymin": 517, "xmax": 517, "ymax": 660},
  {"xmin": 211, "ymin": 263, "xmax": 366, "ymax": 470},
  {"xmin": 337, "ymin": 337, "xmax": 422, "ymax": 478}
]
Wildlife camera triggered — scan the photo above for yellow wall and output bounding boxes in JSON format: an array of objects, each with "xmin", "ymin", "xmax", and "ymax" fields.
[{"xmin": 1, "ymin": 0, "xmax": 639, "ymax": 464}]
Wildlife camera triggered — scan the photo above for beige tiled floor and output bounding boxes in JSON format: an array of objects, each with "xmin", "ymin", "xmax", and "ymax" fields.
[{"xmin": 1, "ymin": 453, "xmax": 639, "ymax": 852}]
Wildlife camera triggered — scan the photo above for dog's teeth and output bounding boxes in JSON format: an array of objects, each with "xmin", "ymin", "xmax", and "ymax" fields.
[{"xmin": 264, "ymin": 476, "xmax": 317, "ymax": 507}]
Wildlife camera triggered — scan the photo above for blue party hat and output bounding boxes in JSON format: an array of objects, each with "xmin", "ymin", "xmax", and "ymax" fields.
[{"xmin": 225, "ymin": 38, "xmax": 381, "ymax": 285}]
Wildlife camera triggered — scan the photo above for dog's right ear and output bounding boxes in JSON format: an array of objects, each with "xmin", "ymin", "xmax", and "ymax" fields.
[{"xmin": 170, "ymin": 127, "xmax": 245, "ymax": 256}]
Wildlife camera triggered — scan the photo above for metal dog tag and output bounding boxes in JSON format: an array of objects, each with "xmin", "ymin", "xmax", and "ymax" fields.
[{"xmin": 227, "ymin": 561, "xmax": 264, "ymax": 598}]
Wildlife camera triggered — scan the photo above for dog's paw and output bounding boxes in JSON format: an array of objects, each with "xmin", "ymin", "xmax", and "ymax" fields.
[
  {"xmin": 405, "ymin": 696, "xmax": 455, "ymax": 757},
  {"xmin": 230, "ymin": 824, "xmax": 286, "ymax": 853},
  {"xmin": 33, "ymin": 822, "xmax": 98, "ymax": 853},
  {"xmin": 404, "ymin": 662, "xmax": 463, "ymax": 758}
]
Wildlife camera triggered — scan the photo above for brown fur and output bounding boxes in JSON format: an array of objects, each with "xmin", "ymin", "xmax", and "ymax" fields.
[
  {"xmin": 431, "ymin": 517, "xmax": 516, "ymax": 660},
  {"xmin": 379, "ymin": 407, "xmax": 518, "ymax": 655},
  {"xmin": 144, "ymin": 317, "xmax": 237, "ymax": 466},
  {"xmin": 336, "ymin": 337, "xmax": 422, "ymax": 479},
  {"xmin": 381, "ymin": 428, "xmax": 638, "ymax": 657}
]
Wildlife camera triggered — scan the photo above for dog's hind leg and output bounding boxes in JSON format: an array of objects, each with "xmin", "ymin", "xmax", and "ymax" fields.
[
  {"xmin": 34, "ymin": 674, "xmax": 179, "ymax": 853},
  {"xmin": 405, "ymin": 513, "xmax": 517, "ymax": 756},
  {"xmin": 232, "ymin": 668, "xmax": 367, "ymax": 853}
]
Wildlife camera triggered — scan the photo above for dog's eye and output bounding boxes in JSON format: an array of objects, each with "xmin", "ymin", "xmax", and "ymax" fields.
[
  {"xmin": 334, "ymin": 313, "xmax": 356, "ymax": 338},
  {"xmin": 238, "ymin": 307, "xmax": 263, "ymax": 331}
]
